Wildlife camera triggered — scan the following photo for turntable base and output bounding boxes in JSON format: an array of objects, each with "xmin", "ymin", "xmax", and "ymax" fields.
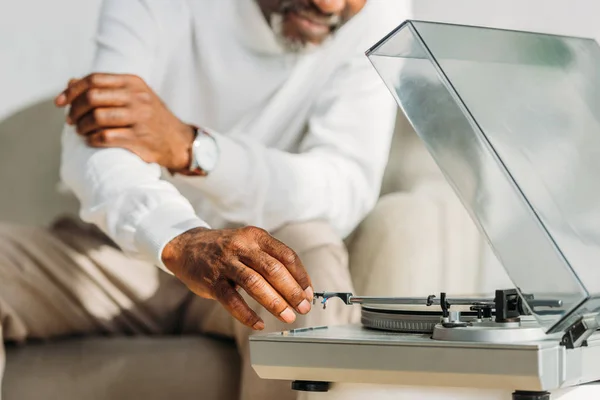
[{"xmin": 249, "ymin": 324, "xmax": 600, "ymax": 398}]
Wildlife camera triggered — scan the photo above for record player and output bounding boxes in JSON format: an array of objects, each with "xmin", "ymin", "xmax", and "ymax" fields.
[{"xmin": 250, "ymin": 21, "xmax": 600, "ymax": 400}]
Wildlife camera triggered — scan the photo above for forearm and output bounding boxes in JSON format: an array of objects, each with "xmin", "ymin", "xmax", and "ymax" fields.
[{"xmin": 60, "ymin": 125, "xmax": 207, "ymax": 270}]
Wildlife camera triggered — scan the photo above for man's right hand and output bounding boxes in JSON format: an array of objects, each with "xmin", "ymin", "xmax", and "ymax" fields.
[{"xmin": 162, "ymin": 226, "xmax": 314, "ymax": 330}]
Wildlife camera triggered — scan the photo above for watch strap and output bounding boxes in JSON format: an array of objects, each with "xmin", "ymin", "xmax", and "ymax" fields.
[
  {"xmin": 188, "ymin": 126, "xmax": 201, "ymax": 173},
  {"xmin": 188, "ymin": 126, "xmax": 215, "ymax": 177}
]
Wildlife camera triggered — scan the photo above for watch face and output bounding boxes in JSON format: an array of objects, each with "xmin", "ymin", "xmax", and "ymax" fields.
[{"xmin": 193, "ymin": 134, "xmax": 219, "ymax": 172}]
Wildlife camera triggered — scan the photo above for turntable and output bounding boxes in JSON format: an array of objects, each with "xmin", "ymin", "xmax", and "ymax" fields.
[
  {"xmin": 316, "ymin": 289, "xmax": 564, "ymax": 343},
  {"xmin": 250, "ymin": 20, "xmax": 600, "ymax": 400}
]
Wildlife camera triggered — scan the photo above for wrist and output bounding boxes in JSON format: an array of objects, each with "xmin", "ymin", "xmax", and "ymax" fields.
[
  {"xmin": 161, "ymin": 227, "xmax": 208, "ymax": 273},
  {"xmin": 171, "ymin": 123, "xmax": 196, "ymax": 173}
]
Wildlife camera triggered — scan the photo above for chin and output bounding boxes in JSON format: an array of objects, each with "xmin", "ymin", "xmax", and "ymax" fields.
[{"xmin": 270, "ymin": 13, "xmax": 325, "ymax": 53}]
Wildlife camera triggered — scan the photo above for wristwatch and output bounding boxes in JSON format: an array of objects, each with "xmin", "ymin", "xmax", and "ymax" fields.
[{"xmin": 189, "ymin": 126, "xmax": 219, "ymax": 176}]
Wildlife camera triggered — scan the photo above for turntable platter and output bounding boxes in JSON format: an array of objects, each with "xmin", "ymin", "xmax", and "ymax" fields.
[{"xmin": 361, "ymin": 305, "xmax": 478, "ymax": 334}]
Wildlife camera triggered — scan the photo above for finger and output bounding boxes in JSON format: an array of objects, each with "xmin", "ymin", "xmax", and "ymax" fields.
[
  {"xmin": 255, "ymin": 232, "xmax": 313, "ymax": 298},
  {"xmin": 76, "ymin": 107, "xmax": 133, "ymax": 136},
  {"xmin": 55, "ymin": 78, "xmax": 82, "ymax": 107},
  {"xmin": 213, "ymin": 280, "xmax": 265, "ymax": 330},
  {"xmin": 227, "ymin": 261, "xmax": 298, "ymax": 323},
  {"xmin": 86, "ymin": 128, "xmax": 133, "ymax": 148},
  {"xmin": 57, "ymin": 79, "xmax": 81, "ymax": 110},
  {"xmin": 240, "ymin": 250, "xmax": 310, "ymax": 315},
  {"xmin": 69, "ymin": 88, "xmax": 130, "ymax": 125},
  {"xmin": 55, "ymin": 73, "xmax": 127, "ymax": 107}
]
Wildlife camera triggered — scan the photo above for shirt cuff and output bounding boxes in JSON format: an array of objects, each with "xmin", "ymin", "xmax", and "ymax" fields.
[
  {"xmin": 134, "ymin": 202, "xmax": 209, "ymax": 274},
  {"xmin": 195, "ymin": 131, "xmax": 252, "ymax": 195}
]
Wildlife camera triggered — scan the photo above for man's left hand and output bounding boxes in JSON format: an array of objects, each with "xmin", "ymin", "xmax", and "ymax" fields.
[{"xmin": 55, "ymin": 73, "xmax": 194, "ymax": 172}]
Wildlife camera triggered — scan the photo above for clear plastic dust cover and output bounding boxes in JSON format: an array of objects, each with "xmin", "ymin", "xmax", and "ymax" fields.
[{"xmin": 367, "ymin": 20, "xmax": 600, "ymax": 334}]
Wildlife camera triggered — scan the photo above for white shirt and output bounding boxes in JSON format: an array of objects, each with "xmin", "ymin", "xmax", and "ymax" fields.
[{"xmin": 60, "ymin": 0, "xmax": 404, "ymax": 271}]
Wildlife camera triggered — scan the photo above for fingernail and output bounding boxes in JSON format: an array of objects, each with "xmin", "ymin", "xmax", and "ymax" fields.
[
  {"xmin": 253, "ymin": 320, "xmax": 265, "ymax": 330},
  {"xmin": 55, "ymin": 94, "xmax": 66, "ymax": 105},
  {"xmin": 279, "ymin": 308, "xmax": 296, "ymax": 323},
  {"xmin": 305, "ymin": 287, "xmax": 314, "ymax": 302},
  {"xmin": 297, "ymin": 299, "xmax": 311, "ymax": 314}
]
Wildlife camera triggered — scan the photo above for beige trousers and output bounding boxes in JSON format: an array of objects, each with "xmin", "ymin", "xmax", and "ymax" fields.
[{"xmin": 0, "ymin": 218, "xmax": 359, "ymax": 400}]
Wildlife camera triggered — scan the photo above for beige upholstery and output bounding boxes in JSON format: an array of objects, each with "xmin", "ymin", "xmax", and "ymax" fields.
[
  {"xmin": 4, "ymin": 337, "xmax": 240, "ymax": 400},
  {"xmin": 0, "ymin": 102, "xmax": 484, "ymax": 399}
]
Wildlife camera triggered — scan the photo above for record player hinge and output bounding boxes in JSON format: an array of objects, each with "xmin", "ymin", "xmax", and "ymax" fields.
[{"xmin": 560, "ymin": 314, "xmax": 599, "ymax": 349}]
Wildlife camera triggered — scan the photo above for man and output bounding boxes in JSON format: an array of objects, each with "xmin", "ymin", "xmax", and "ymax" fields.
[{"xmin": 0, "ymin": 0, "xmax": 400, "ymax": 398}]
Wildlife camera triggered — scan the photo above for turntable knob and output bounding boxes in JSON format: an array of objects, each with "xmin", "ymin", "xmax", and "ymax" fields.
[
  {"xmin": 449, "ymin": 311, "xmax": 461, "ymax": 323},
  {"xmin": 442, "ymin": 311, "xmax": 469, "ymax": 328}
]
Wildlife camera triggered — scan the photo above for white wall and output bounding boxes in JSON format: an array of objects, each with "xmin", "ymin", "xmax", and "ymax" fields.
[
  {"xmin": 2, "ymin": 0, "xmax": 599, "ymax": 121},
  {"xmin": 411, "ymin": 0, "xmax": 600, "ymax": 41},
  {"xmin": 0, "ymin": 0, "xmax": 102, "ymax": 121}
]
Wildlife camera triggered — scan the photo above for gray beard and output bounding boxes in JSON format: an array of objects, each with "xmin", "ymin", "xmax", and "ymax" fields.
[{"xmin": 269, "ymin": 13, "xmax": 320, "ymax": 54}]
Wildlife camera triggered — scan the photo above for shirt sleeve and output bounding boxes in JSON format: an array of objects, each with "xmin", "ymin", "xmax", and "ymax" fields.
[
  {"xmin": 60, "ymin": 0, "xmax": 207, "ymax": 272},
  {"xmin": 183, "ymin": 54, "xmax": 398, "ymax": 238}
]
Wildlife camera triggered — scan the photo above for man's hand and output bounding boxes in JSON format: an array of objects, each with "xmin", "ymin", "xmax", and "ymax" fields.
[
  {"xmin": 55, "ymin": 73, "xmax": 194, "ymax": 172},
  {"xmin": 162, "ymin": 226, "xmax": 314, "ymax": 330}
]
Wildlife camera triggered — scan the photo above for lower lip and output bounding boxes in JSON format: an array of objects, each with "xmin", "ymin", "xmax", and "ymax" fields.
[{"xmin": 288, "ymin": 12, "xmax": 331, "ymax": 37}]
